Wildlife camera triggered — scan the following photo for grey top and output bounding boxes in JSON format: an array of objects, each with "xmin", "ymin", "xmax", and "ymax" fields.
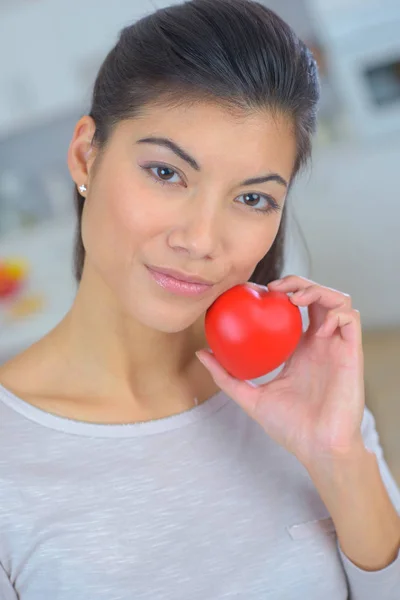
[{"xmin": 0, "ymin": 382, "xmax": 399, "ymax": 600}]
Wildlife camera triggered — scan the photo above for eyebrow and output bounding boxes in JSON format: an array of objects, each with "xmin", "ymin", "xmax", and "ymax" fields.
[{"xmin": 136, "ymin": 136, "xmax": 288, "ymax": 188}]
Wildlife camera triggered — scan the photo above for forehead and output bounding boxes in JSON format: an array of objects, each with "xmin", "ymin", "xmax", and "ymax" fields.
[{"xmin": 118, "ymin": 99, "xmax": 297, "ymax": 178}]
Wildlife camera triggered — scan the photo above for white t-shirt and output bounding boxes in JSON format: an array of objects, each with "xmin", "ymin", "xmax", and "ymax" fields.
[{"xmin": 0, "ymin": 379, "xmax": 399, "ymax": 600}]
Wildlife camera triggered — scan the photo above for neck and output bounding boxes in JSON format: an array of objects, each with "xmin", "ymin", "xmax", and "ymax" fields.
[{"xmin": 44, "ymin": 263, "xmax": 216, "ymax": 416}]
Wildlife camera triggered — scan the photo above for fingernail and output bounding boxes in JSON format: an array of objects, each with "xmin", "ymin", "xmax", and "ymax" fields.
[
  {"xmin": 196, "ymin": 353, "xmax": 206, "ymax": 366},
  {"xmin": 271, "ymin": 279, "xmax": 283, "ymax": 286},
  {"xmin": 195, "ymin": 350, "xmax": 212, "ymax": 365}
]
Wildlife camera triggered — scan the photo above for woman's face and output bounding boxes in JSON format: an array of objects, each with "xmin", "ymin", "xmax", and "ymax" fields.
[{"xmin": 71, "ymin": 101, "xmax": 297, "ymax": 333}]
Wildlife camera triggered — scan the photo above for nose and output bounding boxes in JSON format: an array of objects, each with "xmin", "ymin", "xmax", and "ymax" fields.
[{"xmin": 167, "ymin": 197, "xmax": 224, "ymax": 259}]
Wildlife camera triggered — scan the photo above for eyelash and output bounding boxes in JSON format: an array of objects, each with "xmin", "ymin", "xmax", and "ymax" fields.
[{"xmin": 140, "ymin": 164, "xmax": 281, "ymax": 216}]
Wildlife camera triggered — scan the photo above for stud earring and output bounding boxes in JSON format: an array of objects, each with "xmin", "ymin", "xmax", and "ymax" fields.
[{"xmin": 78, "ymin": 184, "xmax": 87, "ymax": 194}]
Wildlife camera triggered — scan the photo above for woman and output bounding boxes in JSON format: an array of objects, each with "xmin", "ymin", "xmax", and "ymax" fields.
[{"xmin": 0, "ymin": 0, "xmax": 399, "ymax": 598}]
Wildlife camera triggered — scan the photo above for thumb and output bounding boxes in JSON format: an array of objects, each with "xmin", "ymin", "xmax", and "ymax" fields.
[{"xmin": 195, "ymin": 350, "xmax": 259, "ymax": 419}]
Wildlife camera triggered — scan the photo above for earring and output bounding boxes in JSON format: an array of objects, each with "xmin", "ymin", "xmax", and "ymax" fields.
[{"xmin": 78, "ymin": 184, "xmax": 87, "ymax": 194}]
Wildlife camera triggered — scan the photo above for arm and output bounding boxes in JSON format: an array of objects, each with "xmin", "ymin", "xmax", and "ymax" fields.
[
  {"xmin": 305, "ymin": 407, "xmax": 400, "ymax": 598},
  {"xmin": 306, "ymin": 441, "xmax": 400, "ymax": 571}
]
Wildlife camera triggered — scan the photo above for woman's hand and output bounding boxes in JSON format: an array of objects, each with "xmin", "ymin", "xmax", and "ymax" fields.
[{"xmin": 196, "ymin": 275, "xmax": 366, "ymax": 468}]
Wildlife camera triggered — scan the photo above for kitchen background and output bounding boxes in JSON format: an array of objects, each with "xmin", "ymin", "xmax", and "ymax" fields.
[{"xmin": 0, "ymin": 0, "xmax": 399, "ymax": 481}]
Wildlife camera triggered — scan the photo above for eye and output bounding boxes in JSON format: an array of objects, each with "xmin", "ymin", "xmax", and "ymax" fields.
[
  {"xmin": 235, "ymin": 192, "xmax": 281, "ymax": 215},
  {"xmin": 141, "ymin": 164, "xmax": 183, "ymax": 186},
  {"xmin": 141, "ymin": 163, "xmax": 281, "ymax": 215}
]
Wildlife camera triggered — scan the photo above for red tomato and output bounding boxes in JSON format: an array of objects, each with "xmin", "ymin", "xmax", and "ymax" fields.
[
  {"xmin": 205, "ymin": 283, "xmax": 303, "ymax": 380},
  {"xmin": 0, "ymin": 266, "xmax": 23, "ymax": 299}
]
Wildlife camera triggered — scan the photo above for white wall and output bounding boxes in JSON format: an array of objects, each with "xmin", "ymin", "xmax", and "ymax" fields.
[
  {"xmin": 0, "ymin": 0, "xmax": 176, "ymax": 136},
  {"xmin": 291, "ymin": 135, "xmax": 400, "ymax": 329}
]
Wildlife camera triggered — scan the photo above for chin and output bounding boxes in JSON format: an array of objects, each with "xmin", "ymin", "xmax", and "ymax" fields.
[
  {"xmin": 118, "ymin": 291, "xmax": 207, "ymax": 334},
  {"xmin": 142, "ymin": 310, "xmax": 203, "ymax": 334}
]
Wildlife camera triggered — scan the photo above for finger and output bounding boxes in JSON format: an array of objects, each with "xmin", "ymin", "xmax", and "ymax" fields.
[
  {"xmin": 269, "ymin": 276, "xmax": 350, "ymax": 305},
  {"xmin": 268, "ymin": 274, "xmax": 317, "ymax": 289},
  {"xmin": 195, "ymin": 350, "xmax": 259, "ymax": 418},
  {"xmin": 316, "ymin": 308, "xmax": 362, "ymax": 345},
  {"xmin": 289, "ymin": 284, "xmax": 352, "ymax": 312}
]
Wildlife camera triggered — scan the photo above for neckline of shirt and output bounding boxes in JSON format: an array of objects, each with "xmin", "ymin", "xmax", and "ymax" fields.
[{"xmin": 0, "ymin": 383, "xmax": 230, "ymax": 438}]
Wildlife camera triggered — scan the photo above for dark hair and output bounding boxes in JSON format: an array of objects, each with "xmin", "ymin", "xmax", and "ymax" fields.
[{"xmin": 73, "ymin": 0, "xmax": 320, "ymax": 284}]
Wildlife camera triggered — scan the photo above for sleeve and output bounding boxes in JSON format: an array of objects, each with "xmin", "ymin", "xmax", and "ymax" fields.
[
  {"xmin": 336, "ymin": 406, "xmax": 400, "ymax": 600},
  {"xmin": 0, "ymin": 562, "xmax": 18, "ymax": 600}
]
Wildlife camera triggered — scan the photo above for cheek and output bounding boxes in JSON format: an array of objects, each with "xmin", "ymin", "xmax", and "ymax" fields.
[
  {"xmin": 230, "ymin": 219, "xmax": 281, "ymax": 278},
  {"xmin": 111, "ymin": 172, "xmax": 174, "ymax": 239},
  {"xmin": 81, "ymin": 183, "xmax": 135, "ymax": 274},
  {"xmin": 82, "ymin": 174, "xmax": 170, "ymax": 272}
]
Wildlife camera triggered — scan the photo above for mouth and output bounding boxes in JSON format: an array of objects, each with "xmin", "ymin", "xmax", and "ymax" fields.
[
  {"xmin": 147, "ymin": 265, "xmax": 216, "ymax": 285},
  {"xmin": 146, "ymin": 266, "xmax": 215, "ymax": 297}
]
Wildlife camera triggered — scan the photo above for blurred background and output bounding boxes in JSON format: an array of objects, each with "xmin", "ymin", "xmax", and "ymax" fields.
[{"xmin": 0, "ymin": 0, "xmax": 399, "ymax": 481}]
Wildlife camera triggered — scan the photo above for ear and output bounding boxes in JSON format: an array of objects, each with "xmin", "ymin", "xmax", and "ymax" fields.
[{"xmin": 67, "ymin": 115, "xmax": 97, "ymax": 192}]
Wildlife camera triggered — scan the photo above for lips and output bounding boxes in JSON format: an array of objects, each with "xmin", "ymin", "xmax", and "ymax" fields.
[
  {"xmin": 147, "ymin": 266, "xmax": 214, "ymax": 297},
  {"xmin": 147, "ymin": 265, "xmax": 215, "ymax": 286}
]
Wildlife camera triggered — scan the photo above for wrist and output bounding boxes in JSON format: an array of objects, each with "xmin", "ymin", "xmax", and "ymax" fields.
[{"xmin": 300, "ymin": 436, "xmax": 368, "ymax": 476}]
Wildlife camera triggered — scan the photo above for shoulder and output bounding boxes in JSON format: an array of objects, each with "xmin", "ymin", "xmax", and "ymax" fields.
[
  {"xmin": 0, "ymin": 347, "xmax": 36, "ymax": 395},
  {"xmin": 0, "ymin": 336, "xmax": 58, "ymax": 403}
]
